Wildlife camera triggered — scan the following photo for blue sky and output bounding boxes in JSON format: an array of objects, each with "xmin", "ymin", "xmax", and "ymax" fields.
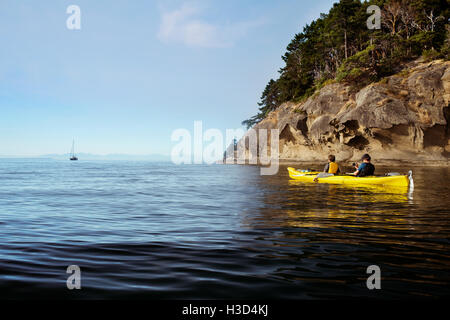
[{"xmin": 0, "ymin": 0, "xmax": 336, "ymax": 156}]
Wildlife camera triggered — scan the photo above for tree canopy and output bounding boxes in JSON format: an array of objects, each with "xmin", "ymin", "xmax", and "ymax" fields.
[{"xmin": 243, "ymin": 0, "xmax": 449, "ymax": 129}]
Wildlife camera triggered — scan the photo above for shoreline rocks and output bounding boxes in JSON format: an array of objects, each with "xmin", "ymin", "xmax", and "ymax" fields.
[{"xmin": 231, "ymin": 59, "xmax": 450, "ymax": 163}]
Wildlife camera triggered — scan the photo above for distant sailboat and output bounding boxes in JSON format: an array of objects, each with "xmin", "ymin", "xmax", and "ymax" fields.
[{"xmin": 70, "ymin": 140, "xmax": 78, "ymax": 161}]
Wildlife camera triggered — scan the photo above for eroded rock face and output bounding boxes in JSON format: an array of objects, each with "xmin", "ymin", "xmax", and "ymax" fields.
[{"xmin": 235, "ymin": 59, "xmax": 450, "ymax": 162}]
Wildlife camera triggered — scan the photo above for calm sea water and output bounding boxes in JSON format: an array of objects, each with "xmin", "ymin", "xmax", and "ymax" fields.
[{"xmin": 1, "ymin": 159, "xmax": 449, "ymax": 299}]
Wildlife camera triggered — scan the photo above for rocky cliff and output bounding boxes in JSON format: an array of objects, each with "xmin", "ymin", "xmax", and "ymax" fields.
[{"xmin": 234, "ymin": 59, "xmax": 450, "ymax": 163}]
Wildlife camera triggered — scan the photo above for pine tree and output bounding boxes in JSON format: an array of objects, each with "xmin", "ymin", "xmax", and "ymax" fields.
[{"xmin": 242, "ymin": 0, "xmax": 449, "ymax": 129}]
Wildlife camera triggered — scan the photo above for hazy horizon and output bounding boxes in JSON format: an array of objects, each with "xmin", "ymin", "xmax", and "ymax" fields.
[
  {"xmin": 0, "ymin": 152, "xmax": 171, "ymax": 160},
  {"xmin": 0, "ymin": 0, "xmax": 336, "ymax": 156}
]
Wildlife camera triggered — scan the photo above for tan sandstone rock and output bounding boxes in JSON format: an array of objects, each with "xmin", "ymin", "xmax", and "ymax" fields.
[{"xmin": 230, "ymin": 59, "xmax": 450, "ymax": 163}]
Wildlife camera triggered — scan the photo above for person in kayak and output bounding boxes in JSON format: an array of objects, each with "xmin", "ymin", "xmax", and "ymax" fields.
[
  {"xmin": 323, "ymin": 154, "xmax": 340, "ymax": 174},
  {"xmin": 314, "ymin": 155, "xmax": 340, "ymax": 181},
  {"xmin": 353, "ymin": 154, "xmax": 375, "ymax": 177}
]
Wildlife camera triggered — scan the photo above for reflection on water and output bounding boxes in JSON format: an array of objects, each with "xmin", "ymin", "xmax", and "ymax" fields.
[
  {"xmin": 238, "ymin": 165, "xmax": 450, "ymax": 298},
  {"xmin": 242, "ymin": 167, "xmax": 417, "ymax": 229},
  {"xmin": 283, "ymin": 182, "xmax": 412, "ymax": 229},
  {"xmin": 0, "ymin": 160, "xmax": 449, "ymax": 299}
]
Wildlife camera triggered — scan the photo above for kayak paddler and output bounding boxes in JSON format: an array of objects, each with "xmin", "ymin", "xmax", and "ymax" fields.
[
  {"xmin": 353, "ymin": 154, "xmax": 375, "ymax": 177},
  {"xmin": 314, "ymin": 155, "xmax": 340, "ymax": 181},
  {"xmin": 323, "ymin": 155, "xmax": 340, "ymax": 174}
]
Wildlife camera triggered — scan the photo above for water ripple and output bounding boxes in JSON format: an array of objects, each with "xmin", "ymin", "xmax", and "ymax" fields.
[{"xmin": 0, "ymin": 160, "xmax": 449, "ymax": 299}]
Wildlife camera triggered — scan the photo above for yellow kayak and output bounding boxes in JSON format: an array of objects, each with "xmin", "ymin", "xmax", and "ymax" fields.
[{"xmin": 287, "ymin": 167, "xmax": 412, "ymax": 187}]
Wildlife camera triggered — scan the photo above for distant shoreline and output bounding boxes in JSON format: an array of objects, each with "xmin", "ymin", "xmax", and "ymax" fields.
[
  {"xmin": 0, "ymin": 157, "xmax": 172, "ymax": 162},
  {"xmin": 0, "ymin": 154, "xmax": 171, "ymax": 161}
]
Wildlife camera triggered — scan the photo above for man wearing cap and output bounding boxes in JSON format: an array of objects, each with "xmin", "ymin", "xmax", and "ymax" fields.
[{"xmin": 353, "ymin": 154, "xmax": 375, "ymax": 177}]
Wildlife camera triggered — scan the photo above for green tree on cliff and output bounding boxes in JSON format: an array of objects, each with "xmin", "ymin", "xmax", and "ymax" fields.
[
  {"xmin": 243, "ymin": 0, "xmax": 449, "ymax": 129},
  {"xmin": 242, "ymin": 79, "xmax": 280, "ymax": 128}
]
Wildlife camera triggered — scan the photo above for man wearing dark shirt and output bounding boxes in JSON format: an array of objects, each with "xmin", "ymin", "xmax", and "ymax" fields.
[{"xmin": 353, "ymin": 154, "xmax": 375, "ymax": 177}]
